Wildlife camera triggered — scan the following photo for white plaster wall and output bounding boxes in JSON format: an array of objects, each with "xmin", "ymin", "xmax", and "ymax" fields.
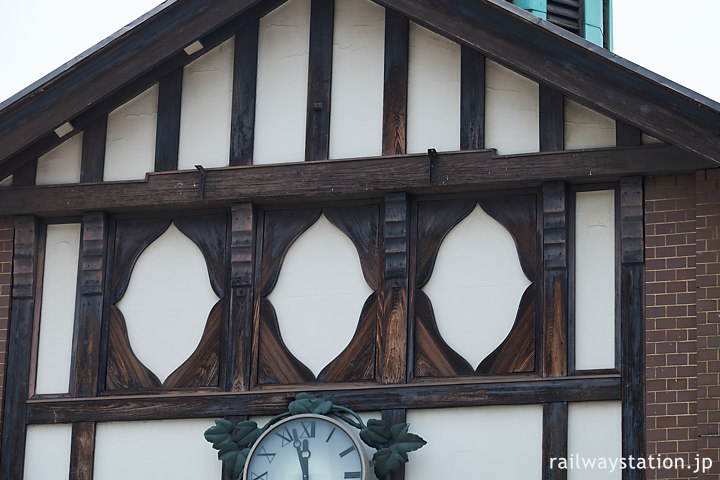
[
  {"xmin": 407, "ymin": 22, "xmax": 460, "ymax": 154},
  {"xmin": 406, "ymin": 405, "xmax": 543, "ymax": 480},
  {"xmin": 642, "ymin": 133, "xmax": 663, "ymax": 145},
  {"xmin": 422, "ymin": 205, "xmax": 531, "ymax": 367},
  {"xmin": 95, "ymin": 419, "xmax": 221, "ymax": 480},
  {"xmin": 0, "ymin": 174, "xmax": 12, "ymax": 187},
  {"xmin": 36, "ymin": 133, "xmax": 82, "ymax": 185},
  {"xmin": 254, "ymin": 0, "xmax": 311, "ymax": 164},
  {"xmin": 575, "ymin": 190, "xmax": 616, "ymax": 370},
  {"xmin": 268, "ymin": 214, "xmax": 373, "ymax": 377},
  {"xmin": 329, "ymin": 0, "xmax": 385, "ymax": 159},
  {"xmin": 178, "ymin": 38, "xmax": 234, "ymax": 170},
  {"xmin": 104, "ymin": 84, "xmax": 159, "ymax": 181},
  {"xmin": 568, "ymin": 401, "xmax": 622, "ymax": 480},
  {"xmin": 24, "ymin": 424, "xmax": 72, "ymax": 480},
  {"xmin": 35, "ymin": 223, "xmax": 81, "ymax": 394},
  {"xmin": 116, "ymin": 223, "xmax": 219, "ymax": 383},
  {"xmin": 485, "ymin": 60, "xmax": 539, "ymax": 155},
  {"xmin": 564, "ymin": 99, "xmax": 616, "ymax": 150}
]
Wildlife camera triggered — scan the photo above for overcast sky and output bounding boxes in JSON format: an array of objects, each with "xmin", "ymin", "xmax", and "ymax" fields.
[{"xmin": 0, "ymin": 0, "xmax": 718, "ymax": 104}]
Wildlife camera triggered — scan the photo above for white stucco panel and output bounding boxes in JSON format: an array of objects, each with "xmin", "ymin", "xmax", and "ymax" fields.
[
  {"xmin": 36, "ymin": 133, "xmax": 82, "ymax": 185},
  {"xmin": 0, "ymin": 174, "xmax": 12, "ymax": 187},
  {"xmin": 268, "ymin": 214, "xmax": 373, "ymax": 377},
  {"xmin": 407, "ymin": 22, "xmax": 460, "ymax": 154},
  {"xmin": 485, "ymin": 60, "xmax": 540, "ymax": 155},
  {"xmin": 178, "ymin": 37, "xmax": 234, "ymax": 170},
  {"xmin": 116, "ymin": 223, "xmax": 219, "ymax": 383},
  {"xmin": 564, "ymin": 99, "xmax": 616, "ymax": 150},
  {"xmin": 406, "ymin": 405, "xmax": 543, "ymax": 480},
  {"xmin": 35, "ymin": 223, "xmax": 81, "ymax": 395},
  {"xmin": 95, "ymin": 420, "xmax": 221, "ymax": 480},
  {"xmin": 254, "ymin": 0, "xmax": 311, "ymax": 165},
  {"xmin": 575, "ymin": 190, "xmax": 616, "ymax": 370},
  {"xmin": 104, "ymin": 84, "xmax": 158, "ymax": 181},
  {"xmin": 24, "ymin": 424, "xmax": 72, "ymax": 480},
  {"xmin": 568, "ymin": 401, "xmax": 622, "ymax": 480},
  {"xmin": 329, "ymin": 0, "xmax": 385, "ymax": 159},
  {"xmin": 422, "ymin": 205, "xmax": 531, "ymax": 368}
]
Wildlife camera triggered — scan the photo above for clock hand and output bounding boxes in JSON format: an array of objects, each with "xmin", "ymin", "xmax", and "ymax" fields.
[{"xmin": 293, "ymin": 429, "xmax": 310, "ymax": 480}]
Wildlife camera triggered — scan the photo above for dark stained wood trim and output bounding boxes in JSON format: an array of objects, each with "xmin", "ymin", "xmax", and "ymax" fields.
[
  {"xmin": 26, "ymin": 375, "xmax": 621, "ymax": 423},
  {"xmin": 305, "ymin": 0, "xmax": 334, "ymax": 161},
  {"xmin": 460, "ymin": 46, "xmax": 485, "ymax": 150},
  {"xmin": 382, "ymin": 409, "xmax": 407, "ymax": 480},
  {"xmin": 70, "ymin": 422, "xmax": 96, "ymax": 480},
  {"xmin": 80, "ymin": 115, "xmax": 108, "ymax": 183},
  {"xmin": 615, "ymin": 121, "xmax": 642, "ymax": 147},
  {"xmin": 542, "ymin": 402, "xmax": 568, "ymax": 480},
  {"xmin": 382, "ymin": 10, "xmax": 409, "ymax": 156},
  {"xmin": 0, "ymin": 145, "xmax": 707, "ymax": 216},
  {"xmin": 11, "ymin": 158, "xmax": 37, "ymax": 186},
  {"xmin": 369, "ymin": 0, "xmax": 720, "ymax": 165},
  {"xmin": 229, "ymin": 203, "xmax": 255, "ymax": 390},
  {"xmin": 619, "ymin": 176, "xmax": 645, "ymax": 480},
  {"xmin": 539, "ymin": 86, "xmax": 564, "ymax": 152},
  {"xmin": 0, "ymin": 216, "xmax": 39, "ymax": 480},
  {"xmin": 70, "ymin": 212, "xmax": 109, "ymax": 397},
  {"xmin": 379, "ymin": 193, "xmax": 409, "ymax": 384},
  {"xmin": 155, "ymin": 68, "xmax": 183, "ymax": 172},
  {"xmin": 542, "ymin": 182, "xmax": 568, "ymax": 377},
  {"xmin": 230, "ymin": 21, "xmax": 260, "ymax": 166}
]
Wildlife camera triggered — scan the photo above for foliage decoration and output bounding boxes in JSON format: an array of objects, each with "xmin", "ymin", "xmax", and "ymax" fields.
[{"xmin": 204, "ymin": 393, "xmax": 426, "ymax": 480}]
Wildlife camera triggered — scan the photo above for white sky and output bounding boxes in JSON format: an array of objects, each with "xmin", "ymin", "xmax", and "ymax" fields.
[{"xmin": 0, "ymin": 0, "xmax": 718, "ymax": 103}]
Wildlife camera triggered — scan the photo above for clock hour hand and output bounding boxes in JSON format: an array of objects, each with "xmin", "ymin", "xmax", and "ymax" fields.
[{"xmin": 293, "ymin": 429, "xmax": 311, "ymax": 480}]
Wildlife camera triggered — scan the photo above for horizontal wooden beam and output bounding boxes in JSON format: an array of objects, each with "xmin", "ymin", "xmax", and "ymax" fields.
[
  {"xmin": 27, "ymin": 375, "xmax": 620, "ymax": 423},
  {"xmin": 0, "ymin": 145, "xmax": 708, "ymax": 216},
  {"xmin": 370, "ymin": 0, "xmax": 720, "ymax": 165}
]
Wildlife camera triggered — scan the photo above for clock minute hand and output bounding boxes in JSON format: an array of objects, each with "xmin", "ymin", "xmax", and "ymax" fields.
[{"xmin": 293, "ymin": 429, "xmax": 310, "ymax": 480}]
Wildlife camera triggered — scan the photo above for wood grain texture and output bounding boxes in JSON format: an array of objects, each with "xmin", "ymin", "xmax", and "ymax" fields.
[
  {"xmin": 460, "ymin": 46, "xmax": 485, "ymax": 150},
  {"xmin": 305, "ymin": 0, "xmax": 334, "ymax": 161},
  {"xmin": 230, "ymin": 21, "xmax": 259, "ymax": 166},
  {"xmin": 174, "ymin": 213, "xmax": 228, "ymax": 298},
  {"xmin": 620, "ymin": 177, "xmax": 644, "ymax": 264},
  {"xmin": 382, "ymin": 409, "xmax": 407, "ymax": 480},
  {"xmin": 539, "ymin": 86, "xmax": 564, "ymax": 152},
  {"xmin": 0, "ymin": 145, "xmax": 707, "ymax": 216},
  {"xmin": 155, "ymin": 68, "xmax": 183, "ymax": 172},
  {"xmin": 70, "ymin": 422, "xmax": 96, "ymax": 480},
  {"xmin": 0, "ymin": 216, "xmax": 39, "ymax": 480},
  {"xmin": 27, "ymin": 375, "xmax": 622, "ymax": 423},
  {"xmin": 382, "ymin": 9, "xmax": 409, "ymax": 156},
  {"xmin": 542, "ymin": 402, "xmax": 568, "ymax": 480},
  {"xmin": 230, "ymin": 203, "xmax": 255, "ymax": 391},
  {"xmin": 80, "ymin": 115, "xmax": 108, "ymax": 183}
]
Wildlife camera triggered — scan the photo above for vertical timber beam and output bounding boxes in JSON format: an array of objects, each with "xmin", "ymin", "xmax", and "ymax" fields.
[
  {"xmin": 229, "ymin": 203, "xmax": 255, "ymax": 391},
  {"xmin": 70, "ymin": 422, "xmax": 96, "ymax": 480},
  {"xmin": 620, "ymin": 176, "xmax": 645, "ymax": 480},
  {"xmin": 460, "ymin": 46, "xmax": 485, "ymax": 150},
  {"xmin": 381, "ymin": 409, "xmax": 407, "ymax": 480},
  {"xmin": 230, "ymin": 20, "xmax": 259, "ymax": 166},
  {"xmin": 305, "ymin": 0, "xmax": 334, "ymax": 161},
  {"xmin": 80, "ymin": 115, "xmax": 108, "ymax": 183},
  {"xmin": 11, "ymin": 159, "xmax": 37, "ymax": 187},
  {"xmin": 616, "ymin": 120, "xmax": 642, "ymax": 147},
  {"xmin": 0, "ymin": 216, "xmax": 39, "ymax": 479},
  {"xmin": 155, "ymin": 68, "xmax": 183, "ymax": 172},
  {"xmin": 539, "ymin": 86, "xmax": 564, "ymax": 152},
  {"xmin": 543, "ymin": 402, "xmax": 568, "ymax": 480},
  {"xmin": 381, "ymin": 10, "xmax": 409, "ymax": 156}
]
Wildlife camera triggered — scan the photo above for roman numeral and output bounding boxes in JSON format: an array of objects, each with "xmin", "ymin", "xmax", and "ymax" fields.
[
  {"xmin": 251, "ymin": 472, "xmax": 268, "ymax": 480},
  {"xmin": 275, "ymin": 427, "xmax": 293, "ymax": 446},
  {"xmin": 344, "ymin": 472, "xmax": 361, "ymax": 479},
  {"xmin": 258, "ymin": 446, "xmax": 276, "ymax": 463},
  {"xmin": 339, "ymin": 446, "xmax": 355, "ymax": 458},
  {"xmin": 326, "ymin": 428, "xmax": 336, "ymax": 443},
  {"xmin": 300, "ymin": 421, "xmax": 316, "ymax": 438}
]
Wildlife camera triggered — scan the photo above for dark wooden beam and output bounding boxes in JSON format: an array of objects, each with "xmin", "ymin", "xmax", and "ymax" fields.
[
  {"xmin": 80, "ymin": 115, "xmax": 108, "ymax": 183},
  {"xmin": 0, "ymin": 216, "xmax": 39, "ymax": 480},
  {"xmin": 230, "ymin": 21, "xmax": 260, "ymax": 166},
  {"xmin": 27, "ymin": 375, "xmax": 621, "ymax": 423},
  {"xmin": 369, "ymin": 0, "xmax": 720, "ymax": 165},
  {"xmin": 155, "ymin": 69, "xmax": 183, "ymax": 172},
  {"xmin": 460, "ymin": 46, "xmax": 485, "ymax": 150},
  {"xmin": 305, "ymin": 0, "xmax": 334, "ymax": 161},
  {"xmin": 619, "ymin": 176, "xmax": 645, "ymax": 480},
  {"xmin": 382, "ymin": 10, "xmax": 409, "ymax": 156},
  {"xmin": 542, "ymin": 402, "xmax": 568, "ymax": 480},
  {"xmin": 616, "ymin": 120, "xmax": 642, "ymax": 147},
  {"xmin": 11, "ymin": 159, "xmax": 37, "ymax": 186},
  {"xmin": 70, "ymin": 422, "xmax": 96, "ymax": 480},
  {"xmin": 539, "ymin": 86, "xmax": 564, "ymax": 152},
  {"xmin": 382, "ymin": 409, "xmax": 407, "ymax": 480},
  {"xmin": 0, "ymin": 145, "xmax": 709, "ymax": 216}
]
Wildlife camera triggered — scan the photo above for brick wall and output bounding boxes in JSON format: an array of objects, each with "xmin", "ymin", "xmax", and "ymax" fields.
[
  {"xmin": 645, "ymin": 171, "xmax": 720, "ymax": 479},
  {"xmin": 0, "ymin": 217, "xmax": 13, "ymax": 444}
]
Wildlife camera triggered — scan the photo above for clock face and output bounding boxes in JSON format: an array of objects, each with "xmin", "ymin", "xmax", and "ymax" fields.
[{"xmin": 244, "ymin": 414, "xmax": 367, "ymax": 480}]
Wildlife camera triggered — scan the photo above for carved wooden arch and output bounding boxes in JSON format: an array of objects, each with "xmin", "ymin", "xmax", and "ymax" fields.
[
  {"xmin": 254, "ymin": 204, "xmax": 381, "ymax": 386},
  {"xmin": 412, "ymin": 194, "xmax": 538, "ymax": 378},
  {"xmin": 104, "ymin": 214, "xmax": 228, "ymax": 393}
]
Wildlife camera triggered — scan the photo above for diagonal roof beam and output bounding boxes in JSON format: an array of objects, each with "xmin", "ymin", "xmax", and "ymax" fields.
[{"xmin": 371, "ymin": 0, "xmax": 720, "ymax": 165}]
